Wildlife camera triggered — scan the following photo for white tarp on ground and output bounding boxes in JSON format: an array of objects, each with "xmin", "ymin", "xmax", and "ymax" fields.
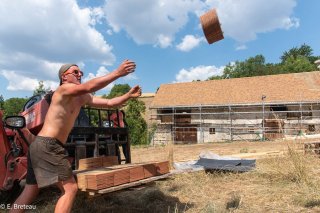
[{"xmin": 173, "ymin": 151, "xmax": 256, "ymax": 173}]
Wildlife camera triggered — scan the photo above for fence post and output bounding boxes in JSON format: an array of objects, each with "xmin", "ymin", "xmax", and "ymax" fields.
[{"xmin": 262, "ymin": 95, "xmax": 266, "ymax": 141}]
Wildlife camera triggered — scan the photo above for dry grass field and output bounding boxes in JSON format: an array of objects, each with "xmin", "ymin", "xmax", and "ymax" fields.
[{"xmin": 22, "ymin": 139, "xmax": 320, "ymax": 212}]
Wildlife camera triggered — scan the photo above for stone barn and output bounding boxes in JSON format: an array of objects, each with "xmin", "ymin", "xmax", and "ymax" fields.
[{"xmin": 150, "ymin": 71, "xmax": 320, "ymax": 144}]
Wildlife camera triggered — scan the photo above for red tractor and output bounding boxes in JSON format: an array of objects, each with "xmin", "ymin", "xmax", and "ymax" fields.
[{"xmin": 0, "ymin": 92, "xmax": 130, "ymax": 203}]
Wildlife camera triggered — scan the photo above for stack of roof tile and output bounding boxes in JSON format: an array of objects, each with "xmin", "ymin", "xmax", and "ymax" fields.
[
  {"xmin": 76, "ymin": 158, "xmax": 170, "ymax": 191},
  {"xmin": 78, "ymin": 156, "xmax": 119, "ymax": 170}
]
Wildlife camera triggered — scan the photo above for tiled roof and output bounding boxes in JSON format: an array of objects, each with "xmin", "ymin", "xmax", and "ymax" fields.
[{"xmin": 151, "ymin": 71, "xmax": 320, "ymax": 107}]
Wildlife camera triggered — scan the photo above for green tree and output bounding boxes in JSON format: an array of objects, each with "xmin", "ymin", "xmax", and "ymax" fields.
[
  {"xmin": 207, "ymin": 44, "xmax": 319, "ymax": 81},
  {"xmin": 96, "ymin": 84, "xmax": 131, "ymax": 126},
  {"xmin": 33, "ymin": 81, "xmax": 50, "ymax": 96},
  {"xmin": 218, "ymin": 55, "xmax": 268, "ymax": 79},
  {"xmin": 265, "ymin": 63, "xmax": 282, "ymax": 75},
  {"xmin": 0, "ymin": 95, "xmax": 4, "ymax": 110},
  {"xmin": 3, "ymin": 97, "xmax": 28, "ymax": 117},
  {"xmin": 105, "ymin": 84, "xmax": 131, "ymax": 99},
  {"xmin": 279, "ymin": 44, "xmax": 318, "ymax": 72},
  {"xmin": 279, "ymin": 55, "xmax": 315, "ymax": 73},
  {"xmin": 125, "ymin": 99, "xmax": 148, "ymax": 145},
  {"xmin": 280, "ymin": 44, "xmax": 314, "ymax": 63},
  {"xmin": 101, "ymin": 84, "xmax": 148, "ymax": 145},
  {"xmin": 207, "ymin": 75, "xmax": 223, "ymax": 80}
]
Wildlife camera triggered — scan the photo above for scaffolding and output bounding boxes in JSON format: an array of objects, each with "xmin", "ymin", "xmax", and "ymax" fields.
[{"xmin": 150, "ymin": 101, "xmax": 320, "ymax": 145}]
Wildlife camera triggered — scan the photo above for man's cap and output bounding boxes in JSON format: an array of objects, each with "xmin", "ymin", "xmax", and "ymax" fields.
[{"xmin": 58, "ymin": 63, "xmax": 78, "ymax": 83}]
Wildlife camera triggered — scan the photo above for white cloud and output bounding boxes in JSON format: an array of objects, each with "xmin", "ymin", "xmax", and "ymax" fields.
[
  {"xmin": 89, "ymin": 7, "xmax": 105, "ymax": 25},
  {"xmin": 204, "ymin": 0, "xmax": 299, "ymax": 43},
  {"xmin": 103, "ymin": 0, "xmax": 299, "ymax": 47},
  {"xmin": 155, "ymin": 34, "xmax": 173, "ymax": 48},
  {"xmin": 0, "ymin": 0, "xmax": 115, "ymax": 91},
  {"xmin": 176, "ymin": 35, "xmax": 203, "ymax": 52},
  {"xmin": 0, "ymin": 0, "xmax": 302, "ymax": 94},
  {"xmin": 175, "ymin": 65, "xmax": 225, "ymax": 82},
  {"xmin": 235, "ymin": 44, "xmax": 247, "ymax": 51},
  {"xmin": 103, "ymin": 0, "xmax": 204, "ymax": 47},
  {"xmin": 1, "ymin": 70, "xmax": 58, "ymax": 91},
  {"xmin": 282, "ymin": 17, "xmax": 300, "ymax": 29}
]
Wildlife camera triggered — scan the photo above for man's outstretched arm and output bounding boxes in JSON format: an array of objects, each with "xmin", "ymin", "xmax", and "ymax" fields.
[
  {"xmin": 61, "ymin": 60, "xmax": 136, "ymax": 96},
  {"xmin": 87, "ymin": 85, "xmax": 142, "ymax": 108}
]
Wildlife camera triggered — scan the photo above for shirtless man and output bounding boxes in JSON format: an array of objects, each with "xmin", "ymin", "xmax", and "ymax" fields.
[{"xmin": 10, "ymin": 60, "xmax": 141, "ymax": 213}]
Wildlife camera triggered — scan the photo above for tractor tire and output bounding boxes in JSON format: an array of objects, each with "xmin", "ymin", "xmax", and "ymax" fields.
[{"xmin": 0, "ymin": 181, "xmax": 23, "ymax": 204}]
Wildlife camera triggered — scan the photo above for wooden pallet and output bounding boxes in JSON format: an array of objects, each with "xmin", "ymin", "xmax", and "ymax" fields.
[
  {"xmin": 75, "ymin": 158, "xmax": 170, "ymax": 193},
  {"xmin": 90, "ymin": 173, "xmax": 171, "ymax": 196}
]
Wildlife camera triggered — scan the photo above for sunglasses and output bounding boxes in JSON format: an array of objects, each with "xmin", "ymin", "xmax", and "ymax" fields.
[{"xmin": 65, "ymin": 69, "xmax": 84, "ymax": 77}]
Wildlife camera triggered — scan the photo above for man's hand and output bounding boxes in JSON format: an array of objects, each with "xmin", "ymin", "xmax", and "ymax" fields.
[
  {"xmin": 128, "ymin": 85, "xmax": 142, "ymax": 98},
  {"xmin": 115, "ymin": 59, "xmax": 136, "ymax": 77}
]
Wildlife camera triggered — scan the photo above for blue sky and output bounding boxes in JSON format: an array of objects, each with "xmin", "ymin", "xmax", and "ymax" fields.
[{"xmin": 0, "ymin": 0, "xmax": 319, "ymax": 100}]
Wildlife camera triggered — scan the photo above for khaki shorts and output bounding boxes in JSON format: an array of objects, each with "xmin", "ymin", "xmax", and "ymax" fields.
[{"xmin": 27, "ymin": 136, "xmax": 72, "ymax": 188}]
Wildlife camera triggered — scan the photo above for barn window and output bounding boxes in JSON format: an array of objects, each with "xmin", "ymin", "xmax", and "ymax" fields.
[
  {"xmin": 209, "ymin": 128, "xmax": 215, "ymax": 134},
  {"xmin": 159, "ymin": 108, "xmax": 173, "ymax": 123},
  {"xmin": 270, "ymin": 105, "xmax": 287, "ymax": 112},
  {"xmin": 308, "ymin": 125, "xmax": 315, "ymax": 132}
]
